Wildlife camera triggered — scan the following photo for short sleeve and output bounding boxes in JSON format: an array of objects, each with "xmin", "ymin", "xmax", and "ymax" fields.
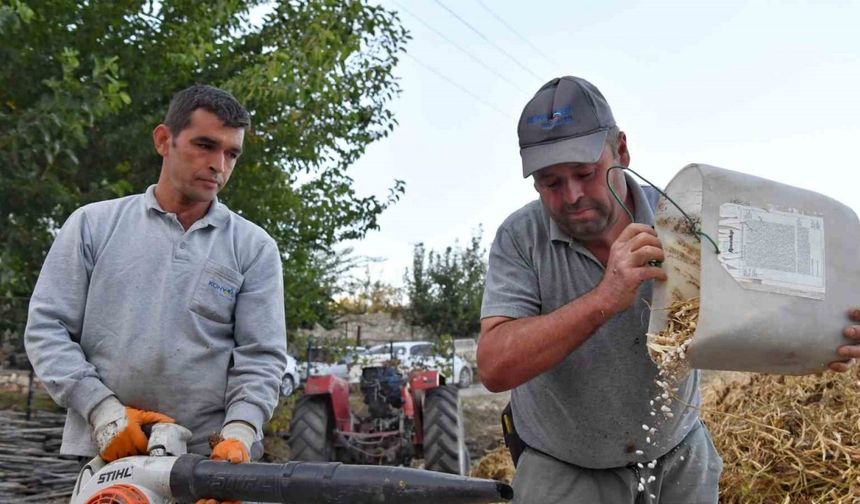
[{"xmin": 481, "ymin": 226, "xmax": 541, "ymax": 320}]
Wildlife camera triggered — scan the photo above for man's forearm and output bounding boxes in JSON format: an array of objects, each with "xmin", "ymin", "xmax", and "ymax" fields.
[
  {"xmin": 26, "ymin": 301, "xmax": 114, "ymax": 419},
  {"xmin": 226, "ymin": 240, "xmax": 288, "ymax": 432},
  {"xmin": 24, "ymin": 209, "xmax": 112, "ymax": 419},
  {"xmin": 478, "ymin": 288, "xmax": 613, "ymax": 392},
  {"xmin": 223, "ymin": 347, "xmax": 285, "ymax": 433}
]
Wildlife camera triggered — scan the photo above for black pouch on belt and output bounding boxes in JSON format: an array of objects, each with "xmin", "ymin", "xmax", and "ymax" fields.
[{"xmin": 501, "ymin": 402, "xmax": 527, "ymax": 467}]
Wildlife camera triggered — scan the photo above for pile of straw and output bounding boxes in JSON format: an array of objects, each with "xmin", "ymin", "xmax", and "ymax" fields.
[
  {"xmin": 471, "ymin": 445, "xmax": 515, "ymax": 485},
  {"xmin": 702, "ymin": 369, "xmax": 860, "ymax": 503}
]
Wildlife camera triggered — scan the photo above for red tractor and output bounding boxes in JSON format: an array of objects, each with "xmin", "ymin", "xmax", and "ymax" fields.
[{"xmin": 288, "ymin": 363, "xmax": 470, "ymax": 475}]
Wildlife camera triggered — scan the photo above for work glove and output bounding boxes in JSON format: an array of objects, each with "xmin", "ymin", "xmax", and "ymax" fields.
[
  {"xmin": 212, "ymin": 421, "xmax": 254, "ymax": 463},
  {"xmin": 196, "ymin": 421, "xmax": 256, "ymax": 504},
  {"xmin": 90, "ymin": 396, "xmax": 175, "ymax": 462}
]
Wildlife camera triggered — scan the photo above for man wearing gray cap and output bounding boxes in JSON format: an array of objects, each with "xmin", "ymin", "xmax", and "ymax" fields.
[{"xmin": 477, "ymin": 76, "xmax": 722, "ymax": 503}]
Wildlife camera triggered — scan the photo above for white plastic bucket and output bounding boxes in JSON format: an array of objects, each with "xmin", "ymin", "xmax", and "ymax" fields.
[{"xmin": 648, "ymin": 164, "xmax": 860, "ymax": 375}]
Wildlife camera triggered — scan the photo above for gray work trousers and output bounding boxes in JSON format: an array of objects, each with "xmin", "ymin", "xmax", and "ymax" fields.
[{"xmin": 512, "ymin": 421, "xmax": 723, "ymax": 504}]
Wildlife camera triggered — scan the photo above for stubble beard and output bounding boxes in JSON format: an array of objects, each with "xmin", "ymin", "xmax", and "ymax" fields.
[
  {"xmin": 551, "ymin": 198, "xmax": 619, "ymax": 242},
  {"xmin": 174, "ymin": 179, "xmax": 219, "ymax": 206}
]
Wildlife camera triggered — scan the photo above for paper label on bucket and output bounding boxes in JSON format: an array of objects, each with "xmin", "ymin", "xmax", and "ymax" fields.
[{"xmin": 717, "ymin": 203, "xmax": 825, "ymax": 299}]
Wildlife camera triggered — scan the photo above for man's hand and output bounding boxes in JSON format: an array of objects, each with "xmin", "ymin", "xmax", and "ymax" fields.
[
  {"xmin": 829, "ymin": 308, "xmax": 860, "ymax": 372},
  {"xmin": 90, "ymin": 397, "xmax": 175, "ymax": 462},
  {"xmin": 195, "ymin": 421, "xmax": 255, "ymax": 504},
  {"xmin": 595, "ymin": 223, "xmax": 666, "ymax": 315}
]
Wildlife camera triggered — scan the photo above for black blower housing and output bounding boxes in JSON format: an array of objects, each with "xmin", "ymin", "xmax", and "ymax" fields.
[{"xmin": 170, "ymin": 456, "xmax": 513, "ymax": 504}]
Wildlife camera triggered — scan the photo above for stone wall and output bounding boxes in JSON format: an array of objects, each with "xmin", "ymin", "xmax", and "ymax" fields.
[
  {"xmin": 0, "ymin": 369, "xmax": 42, "ymax": 394},
  {"xmin": 296, "ymin": 312, "xmax": 434, "ymax": 345}
]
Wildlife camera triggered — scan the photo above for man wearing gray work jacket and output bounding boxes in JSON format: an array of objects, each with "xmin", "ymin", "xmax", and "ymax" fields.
[
  {"xmin": 477, "ymin": 76, "xmax": 720, "ymax": 503},
  {"xmin": 25, "ymin": 85, "xmax": 287, "ymax": 496}
]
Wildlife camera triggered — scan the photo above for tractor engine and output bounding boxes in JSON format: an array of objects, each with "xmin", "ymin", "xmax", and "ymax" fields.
[
  {"xmin": 352, "ymin": 365, "xmax": 414, "ymax": 465},
  {"xmin": 360, "ymin": 365, "xmax": 404, "ymax": 423}
]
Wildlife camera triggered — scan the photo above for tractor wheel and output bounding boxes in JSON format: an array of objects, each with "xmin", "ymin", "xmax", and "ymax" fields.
[
  {"xmin": 288, "ymin": 395, "xmax": 334, "ymax": 461},
  {"xmin": 422, "ymin": 384, "xmax": 469, "ymax": 475}
]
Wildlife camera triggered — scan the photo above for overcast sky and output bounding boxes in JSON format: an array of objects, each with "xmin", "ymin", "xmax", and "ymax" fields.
[{"xmin": 339, "ymin": 0, "xmax": 860, "ymax": 287}]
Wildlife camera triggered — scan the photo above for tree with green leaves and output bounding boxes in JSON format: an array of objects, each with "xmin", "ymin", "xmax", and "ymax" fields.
[
  {"xmin": 0, "ymin": 0, "xmax": 410, "ymax": 354},
  {"xmin": 404, "ymin": 229, "xmax": 487, "ymax": 338}
]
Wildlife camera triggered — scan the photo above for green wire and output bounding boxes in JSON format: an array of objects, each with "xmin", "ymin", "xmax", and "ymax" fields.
[{"xmin": 606, "ymin": 165, "xmax": 720, "ymax": 255}]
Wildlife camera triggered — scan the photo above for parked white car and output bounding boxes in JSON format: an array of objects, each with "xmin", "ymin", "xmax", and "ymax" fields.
[
  {"xmin": 281, "ymin": 353, "xmax": 300, "ymax": 397},
  {"xmin": 299, "ymin": 346, "xmax": 368, "ymax": 383},
  {"xmin": 453, "ymin": 337, "xmax": 478, "ymax": 371},
  {"xmin": 365, "ymin": 341, "xmax": 473, "ymax": 388}
]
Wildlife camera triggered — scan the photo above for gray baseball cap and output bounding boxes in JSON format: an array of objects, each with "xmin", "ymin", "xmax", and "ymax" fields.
[{"xmin": 518, "ymin": 76, "xmax": 616, "ymax": 178}]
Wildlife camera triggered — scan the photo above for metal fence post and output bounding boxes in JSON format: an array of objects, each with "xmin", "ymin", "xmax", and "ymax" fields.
[{"xmin": 25, "ymin": 369, "xmax": 34, "ymax": 421}]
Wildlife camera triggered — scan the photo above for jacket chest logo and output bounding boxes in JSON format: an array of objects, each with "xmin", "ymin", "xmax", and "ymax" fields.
[{"xmin": 208, "ymin": 279, "xmax": 236, "ymax": 299}]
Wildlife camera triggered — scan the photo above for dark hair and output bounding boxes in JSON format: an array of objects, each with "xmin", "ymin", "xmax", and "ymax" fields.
[{"xmin": 164, "ymin": 84, "xmax": 251, "ymax": 135}]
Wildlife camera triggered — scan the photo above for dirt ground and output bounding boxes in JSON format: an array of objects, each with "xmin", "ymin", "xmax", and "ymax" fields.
[{"xmin": 462, "ymin": 389, "xmax": 510, "ymax": 459}]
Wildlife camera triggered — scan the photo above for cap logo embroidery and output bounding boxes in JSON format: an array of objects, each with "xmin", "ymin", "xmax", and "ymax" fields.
[{"xmin": 527, "ymin": 105, "xmax": 574, "ymax": 130}]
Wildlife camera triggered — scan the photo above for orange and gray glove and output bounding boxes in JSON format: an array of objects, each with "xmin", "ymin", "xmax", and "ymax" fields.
[
  {"xmin": 195, "ymin": 421, "xmax": 256, "ymax": 504},
  {"xmin": 90, "ymin": 396, "xmax": 175, "ymax": 462}
]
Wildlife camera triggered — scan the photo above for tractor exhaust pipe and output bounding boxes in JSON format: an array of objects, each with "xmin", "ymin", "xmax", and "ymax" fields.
[{"xmin": 170, "ymin": 455, "xmax": 513, "ymax": 504}]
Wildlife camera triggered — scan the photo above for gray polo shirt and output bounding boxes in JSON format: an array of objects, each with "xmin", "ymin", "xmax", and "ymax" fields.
[
  {"xmin": 481, "ymin": 176, "xmax": 701, "ymax": 469},
  {"xmin": 25, "ymin": 185, "xmax": 288, "ymax": 456}
]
